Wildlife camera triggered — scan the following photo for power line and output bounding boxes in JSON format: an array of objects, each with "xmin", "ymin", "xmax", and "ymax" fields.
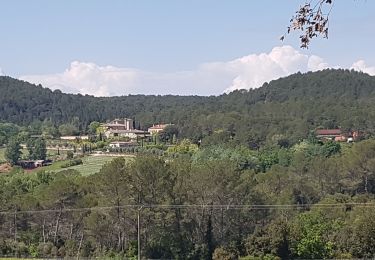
[{"xmin": 0, "ymin": 202, "xmax": 374, "ymax": 215}]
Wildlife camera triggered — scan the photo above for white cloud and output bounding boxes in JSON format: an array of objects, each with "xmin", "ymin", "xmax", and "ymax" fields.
[
  {"xmin": 19, "ymin": 45, "xmax": 373, "ymax": 96},
  {"xmin": 21, "ymin": 61, "xmax": 234, "ymax": 96},
  {"xmin": 224, "ymin": 46, "xmax": 309, "ymax": 93},
  {"xmin": 21, "ymin": 61, "xmax": 140, "ymax": 96},
  {"xmin": 0, "ymin": 67, "xmax": 3, "ymax": 76},
  {"xmin": 351, "ymin": 60, "xmax": 375, "ymax": 75},
  {"xmin": 307, "ymin": 55, "xmax": 330, "ymax": 71}
]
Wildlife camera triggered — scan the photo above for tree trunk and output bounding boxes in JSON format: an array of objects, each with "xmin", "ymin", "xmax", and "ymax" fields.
[
  {"xmin": 42, "ymin": 218, "xmax": 46, "ymax": 243},
  {"xmin": 76, "ymin": 232, "xmax": 84, "ymax": 259},
  {"xmin": 174, "ymin": 207, "xmax": 185, "ymax": 258},
  {"xmin": 54, "ymin": 207, "xmax": 63, "ymax": 244},
  {"xmin": 69, "ymin": 223, "xmax": 73, "ymax": 240},
  {"xmin": 13, "ymin": 211, "xmax": 17, "ymax": 242}
]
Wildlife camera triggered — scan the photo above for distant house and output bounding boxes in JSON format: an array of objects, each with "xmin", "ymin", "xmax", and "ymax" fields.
[
  {"xmin": 316, "ymin": 129, "xmax": 346, "ymax": 142},
  {"xmin": 34, "ymin": 160, "xmax": 42, "ymax": 167},
  {"xmin": 60, "ymin": 135, "xmax": 89, "ymax": 141},
  {"xmin": 109, "ymin": 141, "xmax": 138, "ymax": 148},
  {"xmin": 315, "ymin": 129, "xmax": 361, "ymax": 142},
  {"xmin": 18, "ymin": 159, "xmax": 52, "ymax": 169},
  {"xmin": 104, "ymin": 118, "xmax": 134, "ymax": 131},
  {"xmin": 352, "ymin": 131, "xmax": 361, "ymax": 141},
  {"xmin": 17, "ymin": 160, "xmax": 36, "ymax": 169},
  {"xmin": 105, "ymin": 129, "xmax": 148, "ymax": 139},
  {"xmin": 104, "ymin": 118, "xmax": 147, "ymax": 139},
  {"xmin": 148, "ymin": 124, "xmax": 172, "ymax": 135}
]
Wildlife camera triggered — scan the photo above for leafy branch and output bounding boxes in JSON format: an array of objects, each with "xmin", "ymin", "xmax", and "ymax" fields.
[{"xmin": 281, "ymin": 0, "xmax": 334, "ymax": 48}]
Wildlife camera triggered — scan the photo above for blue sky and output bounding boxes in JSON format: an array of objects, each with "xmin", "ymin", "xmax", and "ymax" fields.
[{"xmin": 1, "ymin": 0, "xmax": 374, "ymax": 96}]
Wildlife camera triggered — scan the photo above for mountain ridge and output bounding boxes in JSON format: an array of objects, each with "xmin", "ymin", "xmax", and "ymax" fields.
[{"xmin": 1, "ymin": 69, "xmax": 375, "ymax": 145}]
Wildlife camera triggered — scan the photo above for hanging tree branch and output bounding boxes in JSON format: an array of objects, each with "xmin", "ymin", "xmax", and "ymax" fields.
[{"xmin": 281, "ymin": 0, "xmax": 334, "ymax": 48}]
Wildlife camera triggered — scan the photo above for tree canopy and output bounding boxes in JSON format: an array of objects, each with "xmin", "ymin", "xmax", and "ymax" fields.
[{"xmin": 1, "ymin": 69, "xmax": 375, "ymax": 147}]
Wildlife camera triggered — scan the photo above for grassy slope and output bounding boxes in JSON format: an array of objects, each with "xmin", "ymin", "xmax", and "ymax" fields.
[
  {"xmin": 32, "ymin": 155, "xmax": 116, "ymax": 176},
  {"xmin": 0, "ymin": 148, "xmax": 5, "ymax": 163},
  {"xmin": 68, "ymin": 156, "xmax": 115, "ymax": 176}
]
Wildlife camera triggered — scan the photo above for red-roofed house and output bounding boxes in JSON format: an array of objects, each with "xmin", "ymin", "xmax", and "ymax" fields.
[
  {"xmin": 315, "ymin": 129, "xmax": 362, "ymax": 142},
  {"xmin": 316, "ymin": 129, "xmax": 346, "ymax": 142}
]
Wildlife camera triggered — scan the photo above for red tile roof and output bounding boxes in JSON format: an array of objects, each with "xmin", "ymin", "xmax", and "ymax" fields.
[{"xmin": 316, "ymin": 129, "xmax": 342, "ymax": 136}]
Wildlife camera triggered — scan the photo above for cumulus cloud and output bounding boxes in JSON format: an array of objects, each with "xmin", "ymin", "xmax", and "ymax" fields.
[
  {"xmin": 351, "ymin": 60, "xmax": 375, "ymax": 76},
  {"xmin": 21, "ymin": 61, "xmax": 234, "ymax": 96},
  {"xmin": 223, "ymin": 46, "xmax": 310, "ymax": 92},
  {"xmin": 0, "ymin": 67, "xmax": 3, "ymax": 76},
  {"xmin": 307, "ymin": 55, "xmax": 330, "ymax": 71},
  {"xmin": 22, "ymin": 62, "xmax": 140, "ymax": 96},
  {"xmin": 19, "ymin": 45, "xmax": 372, "ymax": 96}
]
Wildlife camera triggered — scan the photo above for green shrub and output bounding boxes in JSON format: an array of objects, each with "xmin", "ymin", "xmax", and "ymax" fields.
[{"xmin": 60, "ymin": 158, "xmax": 83, "ymax": 168}]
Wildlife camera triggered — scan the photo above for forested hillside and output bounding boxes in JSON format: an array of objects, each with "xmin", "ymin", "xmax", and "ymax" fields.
[
  {"xmin": 3, "ymin": 69, "xmax": 375, "ymax": 259},
  {"xmin": 2, "ymin": 139, "xmax": 375, "ymax": 259},
  {"xmin": 1, "ymin": 69, "xmax": 375, "ymax": 146}
]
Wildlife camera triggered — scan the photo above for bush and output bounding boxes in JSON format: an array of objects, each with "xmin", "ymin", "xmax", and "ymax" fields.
[
  {"xmin": 212, "ymin": 247, "xmax": 237, "ymax": 260},
  {"xmin": 28, "ymin": 243, "xmax": 39, "ymax": 257},
  {"xmin": 96, "ymin": 141, "xmax": 107, "ymax": 149},
  {"xmin": 60, "ymin": 159, "xmax": 83, "ymax": 168},
  {"xmin": 66, "ymin": 151, "xmax": 74, "ymax": 159},
  {"xmin": 37, "ymin": 242, "xmax": 54, "ymax": 257},
  {"xmin": 240, "ymin": 255, "xmax": 281, "ymax": 260}
]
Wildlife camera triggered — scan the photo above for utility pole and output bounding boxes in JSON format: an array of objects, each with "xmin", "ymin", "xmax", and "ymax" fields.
[{"xmin": 137, "ymin": 205, "xmax": 143, "ymax": 260}]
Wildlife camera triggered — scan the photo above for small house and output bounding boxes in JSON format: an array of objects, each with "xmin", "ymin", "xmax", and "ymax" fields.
[
  {"xmin": 109, "ymin": 141, "xmax": 138, "ymax": 148},
  {"xmin": 103, "ymin": 118, "xmax": 148, "ymax": 139},
  {"xmin": 316, "ymin": 129, "xmax": 347, "ymax": 142},
  {"xmin": 148, "ymin": 124, "xmax": 172, "ymax": 135},
  {"xmin": 60, "ymin": 135, "xmax": 89, "ymax": 141}
]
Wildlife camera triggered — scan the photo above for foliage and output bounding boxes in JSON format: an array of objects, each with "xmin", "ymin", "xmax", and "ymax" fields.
[
  {"xmin": 2, "ymin": 70, "xmax": 375, "ymax": 148},
  {"xmin": 66, "ymin": 150, "xmax": 74, "ymax": 159},
  {"xmin": 289, "ymin": 210, "xmax": 341, "ymax": 259},
  {"xmin": 1, "ymin": 141, "xmax": 375, "ymax": 258},
  {"xmin": 88, "ymin": 121, "xmax": 101, "ymax": 135},
  {"xmin": 60, "ymin": 158, "xmax": 83, "ymax": 168},
  {"xmin": 192, "ymin": 145, "xmax": 259, "ymax": 171},
  {"xmin": 246, "ymin": 219, "xmax": 290, "ymax": 258},
  {"xmin": 3, "ymin": 70, "xmax": 375, "ymax": 258},
  {"xmin": 58, "ymin": 123, "xmax": 79, "ymax": 136},
  {"xmin": 0, "ymin": 148, "xmax": 6, "ymax": 163},
  {"xmin": 212, "ymin": 247, "xmax": 237, "ymax": 260},
  {"xmin": 283, "ymin": 0, "xmax": 333, "ymax": 48},
  {"xmin": 167, "ymin": 139, "xmax": 199, "ymax": 155},
  {"xmin": 0, "ymin": 123, "xmax": 20, "ymax": 145},
  {"xmin": 5, "ymin": 136, "xmax": 22, "ymax": 165},
  {"xmin": 159, "ymin": 124, "xmax": 179, "ymax": 143},
  {"xmin": 27, "ymin": 138, "xmax": 47, "ymax": 160}
]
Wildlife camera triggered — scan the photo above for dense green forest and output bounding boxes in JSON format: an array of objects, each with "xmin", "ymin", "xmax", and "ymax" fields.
[
  {"xmin": 2, "ymin": 69, "xmax": 375, "ymax": 259},
  {"xmin": 2, "ymin": 69, "xmax": 375, "ymax": 147},
  {"xmin": 1, "ymin": 139, "xmax": 375, "ymax": 259}
]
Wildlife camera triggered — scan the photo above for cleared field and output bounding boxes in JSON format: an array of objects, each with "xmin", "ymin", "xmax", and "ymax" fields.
[
  {"xmin": 68, "ymin": 156, "xmax": 116, "ymax": 176},
  {"xmin": 32, "ymin": 156, "xmax": 115, "ymax": 176},
  {"xmin": 0, "ymin": 148, "xmax": 5, "ymax": 163},
  {"xmin": 30, "ymin": 155, "xmax": 131, "ymax": 176}
]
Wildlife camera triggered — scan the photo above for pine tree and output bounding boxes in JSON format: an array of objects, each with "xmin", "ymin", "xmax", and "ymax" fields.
[{"xmin": 5, "ymin": 137, "xmax": 22, "ymax": 165}]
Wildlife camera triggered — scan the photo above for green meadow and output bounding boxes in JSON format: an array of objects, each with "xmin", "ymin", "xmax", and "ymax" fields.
[
  {"xmin": 32, "ymin": 155, "xmax": 118, "ymax": 176},
  {"xmin": 0, "ymin": 148, "xmax": 5, "ymax": 163}
]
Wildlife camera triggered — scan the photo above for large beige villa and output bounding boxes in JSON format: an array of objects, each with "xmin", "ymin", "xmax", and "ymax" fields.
[{"xmin": 103, "ymin": 118, "xmax": 148, "ymax": 139}]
